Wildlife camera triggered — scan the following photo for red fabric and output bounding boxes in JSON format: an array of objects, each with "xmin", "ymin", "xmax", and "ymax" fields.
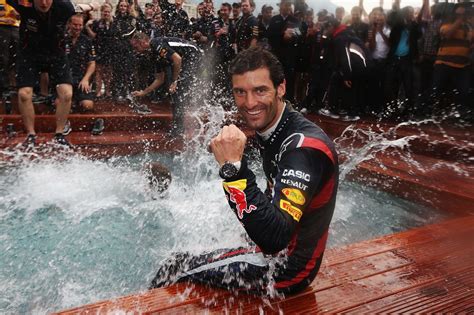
[
  {"xmin": 214, "ymin": 247, "xmax": 260, "ymax": 261},
  {"xmin": 301, "ymin": 137, "xmax": 335, "ymax": 164},
  {"xmin": 332, "ymin": 24, "xmax": 347, "ymax": 38},
  {"xmin": 310, "ymin": 176, "xmax": 335, "ymax": 209},
  {"xmin": 274, "ymin": 229, "xmax": 329, "ymax": 288}
]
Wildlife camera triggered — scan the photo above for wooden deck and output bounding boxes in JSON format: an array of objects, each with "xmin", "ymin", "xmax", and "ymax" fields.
[{"xmin": 55, "ymin": 215, "xmax": 474, "ymax": 314}]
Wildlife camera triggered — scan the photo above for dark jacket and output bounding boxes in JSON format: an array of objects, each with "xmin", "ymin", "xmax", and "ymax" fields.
[
  {"xmin": 267, "ymin": 14, "xmax": 304, "ymax": 65},
  {"xmin": 387, "ymin": 10, "xmax": 421, "ymax": 59},
  {"xmin": 331, "ymin": 25, "xmax": 371, "ymax": 80}
]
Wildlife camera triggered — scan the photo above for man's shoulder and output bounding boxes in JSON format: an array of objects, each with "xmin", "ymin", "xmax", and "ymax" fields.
[
  {"xmin": 162, "ymin": 37, "xmax": 202, "ymax": 53},
  {"xmin": 78, "ymin": 33, "xmax": 94, "ymax": 46},
  {"xmin": 52, "ymin": 0, "xmax": 74, "ymax": 14},
  {"xmin": 283, "ymin": 111, "xmax": 334, "ymax": 154},
  {"xmin": 178, "ymin": 9, "xmax": 188, "ymax": 18}
]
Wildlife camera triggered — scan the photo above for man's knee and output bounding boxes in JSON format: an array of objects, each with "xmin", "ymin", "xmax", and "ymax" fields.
[
  {"xmin": 81, "ymin": 100, "xmax": 94, "ymax": 111},
  {"xmin": 18, "ymin": 87, "xmax": 33, "ymax": 103},
  {"xmin": 56, "ymin": 84, "xmax": 73, "ymax": 103}
]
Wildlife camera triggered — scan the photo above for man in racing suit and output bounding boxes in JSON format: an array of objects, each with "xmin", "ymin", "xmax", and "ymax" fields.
[
  {"xmin": 130, "ymin": 32, "xmax": 202, "ymax": 135},
  {"xmin": 151, "ymin": 47, "xmax": 338, "ymax": 295}
]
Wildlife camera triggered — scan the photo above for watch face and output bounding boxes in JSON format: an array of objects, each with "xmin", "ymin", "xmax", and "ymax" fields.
[{"xmin": 221, "ymin": 162, "xmax": 238, "ymax": 179}]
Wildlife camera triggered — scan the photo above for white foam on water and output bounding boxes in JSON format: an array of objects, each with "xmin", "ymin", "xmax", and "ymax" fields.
[{"xmin": 4, "ymin": 155, "xmax": 149, "ymax": 222}]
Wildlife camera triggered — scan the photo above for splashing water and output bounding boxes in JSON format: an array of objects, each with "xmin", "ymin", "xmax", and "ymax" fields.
[{"xmin": 0, "ymin": 104, "xmax": 455, "ymax": 313}]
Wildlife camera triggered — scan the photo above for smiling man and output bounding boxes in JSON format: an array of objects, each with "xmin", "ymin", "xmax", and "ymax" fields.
[{"xmin": 150, "ymin": 47, "xmax": 338, "ymax": 295}]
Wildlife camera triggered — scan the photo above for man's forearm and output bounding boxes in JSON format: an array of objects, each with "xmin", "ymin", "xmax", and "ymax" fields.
[
  {"xmin": 143, "ymin": 73, "xmax": 165, "ymax": 95},
  {"xmin": 171, "ymin": 61, "xmax": 181, "ymax": 82},
  {"xmin": 76, "ymin": 2, "xmax": 98, "ymax": 13},
  {"xmin": 82, "ymin": 61, "xmax": 96, "ymax": 83}
]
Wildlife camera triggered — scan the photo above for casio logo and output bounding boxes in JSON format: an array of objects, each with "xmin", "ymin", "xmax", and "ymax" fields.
[{"xmin": 282, "ymin": 169, "xmax": 310, "ymax": 182}]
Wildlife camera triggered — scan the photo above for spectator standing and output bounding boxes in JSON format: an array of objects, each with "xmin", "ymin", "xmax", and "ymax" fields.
[
  {"xmin": 110, "ymin": 0, "xmax": 137, "ymax": 102},
  {"xmin": 257, "ymin": 4, "xmax": 272, "ymax": 48},
  {"xmin": 155, "ymin": 0, "xmax": 174, "ymax": 30},
  {"xmin": 294, "ymin": 9, "xmax": 312, "ymax": 106},
  {"xmin": 433, "ymin": 4, "xmax": 472, "ymax": 113},
  {"xmin": 335, "ymin": 6, "xmax": 345, "ymax": 22},
  {"xmin": 150, "ymin": 11, "xmax": 165, "ymax": 38},
  {"xmin": 136, "ymin": 2, "xmax": 155, "ymax": 35},
  {"xmin": 231, "ymin": 2, "xmax": 240, "ymax": 23},
  {"xmin": 386, "ymin": 5, "xmax": 421, "ymax": 116},
  {"xmin": 349, "ymin": 6, "xmax": 369, "ymax": 44},
  {"xmin": 0, "ymin": 0, "xmax": 19, "ymax": 97},
  {"xmin": 65, "ymin": 14, "xmax": 96, "ymax": 111},
  {"xmin": 325, "ymin": 17, "xmax": 370, "ymax": 121},
  {"xmin": 418, "ymin": 1, "xmax": 442, "ymax": 97},
  {"xmin": 167, "ymin": 0, "xmax": 190, "ymax": 39},
  {"xmin": 267, "ymin": 0, "xmax": 304, "ymax": 103},
  {"xmin": 85, "ymin": 3, "xmax": 113, "ymax": 99},
  {"xmin": 211, "ymin": 2, "xmax": 235, "ymax": 96},
  {"xmin": 367, "ymin": 7, "xmax": 390, "ymax": 114},
  {"xmin": 234, "ymin": 0, "xmax": 258, "ymax": 52},
  {"xmin": 301, "ymin": 13, "xmax": 330, "ymax": 113},
  {"xmin": 193, "ymin": 2, "xmax": 214, "ymax": 49},
  {"xmin": 6, "ymin": 0, "xmax": 96, "ymax": 147}
]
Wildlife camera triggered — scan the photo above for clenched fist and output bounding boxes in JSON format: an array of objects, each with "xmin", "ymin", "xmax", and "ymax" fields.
[{"xmin": 209, "ymin": 124, "xmax": 247, "ymax": 167}]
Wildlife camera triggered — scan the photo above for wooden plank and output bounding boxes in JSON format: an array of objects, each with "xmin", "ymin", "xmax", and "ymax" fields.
[
  {"xmin": 344, "ymin": 268, "xmax": 474, "ymax": 313},
  {"xmin": 54, "ymin": 216, "xmax": 474, "ymax": 314}
]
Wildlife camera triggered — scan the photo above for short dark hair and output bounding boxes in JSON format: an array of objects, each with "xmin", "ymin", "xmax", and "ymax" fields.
[
  {"xmin": 229, "ymin": 47, "xmax": 285, "ymax": 87},
  {"xmin": 261, "ymin": 4, "xmax": 273, "ymax": 13},
  {"xmin": 131, "ymin": 30, "xmax": 149, "ymax": 42},
  {"xmin": 232, "ymin": 2, "xmax": 241, "ymax": 8},
  {"xmin": 325, "ymin": 16, "xmax": 340, "ymax": 28},
  {"xmin": 221, "ymin": 2, "xmax": 232, "ymax": 11},
  {"xmin": 241, "ymin": 0, "xmax": 255, "ymax": 8}
]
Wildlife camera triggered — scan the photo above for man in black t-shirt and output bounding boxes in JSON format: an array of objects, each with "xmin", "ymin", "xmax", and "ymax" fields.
[
  {"xmin": 234, "ymin": 0, "xmax": 258, "ymax": 52},
  {"xmin": 130, "ymin": 33, "xmax": 202, "ymax": 135},
  {"xmin": 348, "ymin": 6, "xmax": 369, "ymax": 43},
  {"xmin": 192, "ymin": 2, "xmax": 214, "ymax": 49},
  {"xmin": 6, "ymin": 0, "xmax": 97, "ymax": 147},
  {"xmin": 168, "ymin": 0, "xmax": 190, "ymax": 39},
  {"xmin": 65, "ymin": 14, "xmax": 96, "ymax": 111},
  {"xmin": 268, "ymin": 0, "xmax": 304, "ymax": 103}
]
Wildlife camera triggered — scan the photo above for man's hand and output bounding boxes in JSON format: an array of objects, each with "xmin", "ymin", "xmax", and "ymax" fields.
[
  {"xmin": 78, "ymin": 79, "xmax": 91, "ymax": 93},
  {"xmin": 283, "ymin": 28, "xmax": 295, "ymax": 41},
  {"xmin": 344, "ymin": 80, "xmax": 352, "ymax": 88},
  {"xmin": 216, "ymin": 27, "xmax": 228, "ymax": 37},
  {"xmin": 210, "ymin": 124, "xmax": 247, "ymax": 167},
  {"xmin": 131, "ymin": 90, "xmax": 146, "ymax": 97},
  {"xmin": 168, "ymin": 81, "xmax": 178, "ymax": 94}
]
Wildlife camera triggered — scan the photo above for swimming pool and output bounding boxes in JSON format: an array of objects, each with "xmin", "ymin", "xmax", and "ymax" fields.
[{"xmin": 0, "ymin": 150, "xmax": 446, "ymax": 314}]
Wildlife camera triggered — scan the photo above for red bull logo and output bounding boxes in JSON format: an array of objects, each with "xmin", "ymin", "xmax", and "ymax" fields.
[{"xmin": 223, "ymin": 180, "xmax": 256, "ymax": 220}]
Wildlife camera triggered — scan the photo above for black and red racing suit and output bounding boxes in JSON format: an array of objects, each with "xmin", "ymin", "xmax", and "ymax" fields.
[{"xmin": 151, "ymin": 105, "xmax": 338, "ymax": 295}]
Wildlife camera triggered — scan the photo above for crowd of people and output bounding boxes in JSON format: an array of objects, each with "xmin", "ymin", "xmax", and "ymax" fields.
[{"xmin": 0, "ymin": 0, "xmax": 473, "ymax": 146}]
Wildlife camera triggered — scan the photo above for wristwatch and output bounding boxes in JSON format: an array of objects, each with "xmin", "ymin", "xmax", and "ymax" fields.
[{"xmin": 219, "ymin": 161, "xmax": 241, "ymax": 179}]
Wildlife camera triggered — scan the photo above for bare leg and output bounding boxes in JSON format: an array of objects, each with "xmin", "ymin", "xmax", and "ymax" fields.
[
  {"xmin": 55, "ymin": 83, "xmax": 73, "ymax": 134},
  {"xmin": 80, "ymin": 100, "xmax": 94, "ymax": 111},
  {"xmin": 18, "ymin": 87, "xmax": 35, "ymax": 135},
  {"xmin": 40, "ymin": 72, "xmax": 49, "ymax": 96},
  {"xmin": 95, "ymin": 65, "xmax": 103, "ymax": 97},
  {"xmin": 103, "ymin": 65, "xmax": 112, "ymax": 97}
]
